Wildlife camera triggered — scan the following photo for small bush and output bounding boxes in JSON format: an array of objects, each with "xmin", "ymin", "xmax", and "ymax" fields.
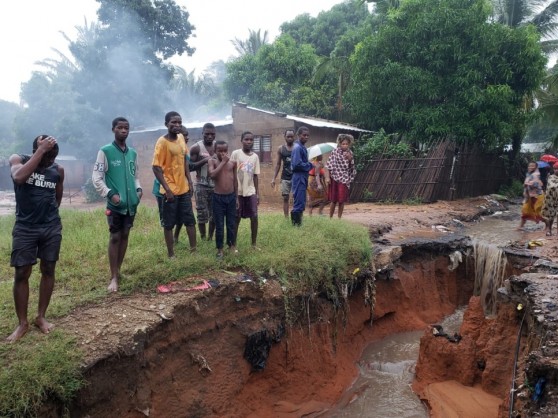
[
  {"xmin": 83, "ymin": 178, "xmax": 104, "ymax": 203},
  {"xmin": 498, "ymin": 180, "xmax": 524, "ymax": 198},
  {"xmin": 353, "ymin": 129, "xmax": 413, "ymax": 170}
]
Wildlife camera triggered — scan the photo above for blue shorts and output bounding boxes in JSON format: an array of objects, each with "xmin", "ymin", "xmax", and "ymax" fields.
[{"xmin": 11, "ymin": 222, "xmax": 62, "ymax": 267}]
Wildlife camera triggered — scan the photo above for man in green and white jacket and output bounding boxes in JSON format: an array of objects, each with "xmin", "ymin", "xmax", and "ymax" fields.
[{"xmin": 92, "ymin": 116, "xmax": 142, "ymax": 292}]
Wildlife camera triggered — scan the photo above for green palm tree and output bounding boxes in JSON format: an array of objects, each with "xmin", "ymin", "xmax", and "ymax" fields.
[
  {"xmin": 492, "ymin": 0, "xmax": 558, "ymax": 53},
  {"xmin": 231, "ymin": 29, "xmax": 269, "ymax": 56}
]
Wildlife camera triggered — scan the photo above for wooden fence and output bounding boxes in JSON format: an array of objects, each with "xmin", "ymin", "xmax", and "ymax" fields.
[{"xmin": 350, "ymin": 141, "xmax": 509, "ymax": 203}]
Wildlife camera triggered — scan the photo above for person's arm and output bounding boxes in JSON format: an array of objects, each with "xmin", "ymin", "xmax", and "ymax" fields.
[
  {"xmin": 10, "ymin": 136, "xmax": 57, "ymax": 184},
  {"xmin": 189, "ymin": 144, "xmax": 212, "ymax": 170},
  {"xmin": 185, "ymin": 163, "xmax": 193, "ymax": 192},
  {"xmin": 92, "ymin": 150, "xmax": 111, "ymax": 197},
  {"xmin": 233, "ymin": 161, "xmax": 238, "ymax": 197},
  {"xmin": 134, "ymin": 158, "xmax": 142, "ymax": 200},
  {"xmin": 208, "ymin": 154, "xmax": 230, "ymax": 179},
  {"xmin": 254, "ymin": 174, "xmax": 259, "ymax": 204},
  {"xmin": 152, "ymin": 166, "xmax": 174, "ymax": 201},
  {"xmin": 291, "ymin": 146, "xmax": 313, "ymax": 173},
  {"xmin": 271, "ymin": 146, "xmax": 282, "ymax": 187},
  {"xmin": 55, "ymin": 165, "xmax": 65, "ymax": 207},
  {"xmin": 315, "ymin": 162, "xmax": 323, "ymax": 190}
]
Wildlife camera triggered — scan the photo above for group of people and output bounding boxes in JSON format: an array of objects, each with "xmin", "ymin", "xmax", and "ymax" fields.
[
  {"xmin": 7, "ymin": 111, "xmax": 358, "ymax": 342},
  {"xmin": 519, "ymin": 160, "xmax": 558, "ymax": 236},
  {"xmin": 271, "ymin": 128, "xmax": 357, "ymax": 223}
]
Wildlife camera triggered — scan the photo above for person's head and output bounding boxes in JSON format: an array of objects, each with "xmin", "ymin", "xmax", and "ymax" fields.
[
  {"xmin": 337, "ymin": 133, "xmax": 354, "ymax": 152},
  {"xmin": 215, "ymin": 140, "xmax": 228, "ymax": 161},
  {"xmin": 284, "ymin": 129, "xmax": 295, "ymax": 145},
  {"xmin": 202, "ymin": 122, "xmax": 216, "ymax": 146},
  {"xmin": 32, "ymin": 134, "xmax": 59, "ymax": 168},
  {"xmin": 241, "ymin": 131, "xmax": 254, "ymax": 152},
  {"xmin": 179, "ymin": 126, "xmax": 189, "ymax": 143},
  {"xmin": 112, "ymin": 117, "xmax": 129, "ymax": 142},
  {"xmin": 164, "ymin": 111, "xmax": 182, "ymax": 135},
  {"xmin": 313, "ymin": 155, "xmax": 323, "ymax": 163},
  {"xmin": 297, "ymin": 126, "xmax": 310, "ymax": 144},
  {"xmin": 528, "ymin": 161, "xmax": 538, "ymax": 173}
]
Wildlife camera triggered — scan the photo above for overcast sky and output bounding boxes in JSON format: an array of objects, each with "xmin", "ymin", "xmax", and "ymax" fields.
[{"xmin": 0, "ymin": 0, "xmax": 345, "ymax": 104}]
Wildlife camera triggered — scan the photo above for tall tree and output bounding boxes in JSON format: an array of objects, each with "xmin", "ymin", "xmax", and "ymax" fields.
[
  {"xmin": 224, "ymin": 35, "xmax": 335, "ymax": 117},
  {"xmin": 280, "ymin": 1, "xmax": 370, "ymax": 57},
  {"xmin": 347, "ymin": 0, "xmax": 546, "ymax": 150},
  {"xmin": 492, "ymin": 0, "xmax": 558, "ymax": 54},
  {"xmin": 231, "ymin": 29, "xmax": 269, "ymax": 56}
]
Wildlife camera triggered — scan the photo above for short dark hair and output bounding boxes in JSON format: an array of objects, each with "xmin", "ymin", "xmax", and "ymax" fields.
[
  {"xmin": 215, "ymin": 140, "xmax": 228, "ymax": 148},
  {"xmin": 112, "ymin": 116, "xmax": 129, "ymax": 129},
  {"xmin": 203, "ymin": 122, "xmax": 216, "ymax": 131},
  {"xmin": 32, "ymin": 134, "xmax": 59, "ymax": 154},
  {"xmin": 241, "ymin": 131, "xmax": 253, "ymax": 140},
  {"xmin": 165, "ymin": 111, "xmax": 181, "ymax": 124},
  {"xmin": 284, "ymin": 129, "xmax": 295, "ymax": 136},
  {"xmin": 296, "ymin": 126, "xmax": 309, "ymax": 135}
]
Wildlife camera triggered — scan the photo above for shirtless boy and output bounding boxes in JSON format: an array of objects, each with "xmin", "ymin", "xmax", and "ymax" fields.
[{"xmin": 208, "ymin": 141, "xmax": 238, "ymax": 258}]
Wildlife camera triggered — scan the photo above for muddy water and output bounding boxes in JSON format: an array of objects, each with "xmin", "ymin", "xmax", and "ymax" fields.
[{"xmin": 327, "ymin": 308, "xmax": 466, "ymax": 417}]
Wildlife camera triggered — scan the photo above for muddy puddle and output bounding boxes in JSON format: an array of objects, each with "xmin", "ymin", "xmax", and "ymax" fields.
[{"xmin": 327, "ymin": 308, "xmax": 466, "ymax": 417}]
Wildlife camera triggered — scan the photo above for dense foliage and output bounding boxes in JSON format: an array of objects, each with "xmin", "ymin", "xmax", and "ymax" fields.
[{"xmin": 347, "ymin": 0, "xmax": 546, "ymax": 150}]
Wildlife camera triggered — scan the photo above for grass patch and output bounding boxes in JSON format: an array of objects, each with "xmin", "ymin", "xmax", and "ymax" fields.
[{"xmin": 0, "ymin": 206, "xmax": 371, "ymax": 415}]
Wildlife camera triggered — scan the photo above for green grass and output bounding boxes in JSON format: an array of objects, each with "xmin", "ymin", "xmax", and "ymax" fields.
[{"xmin": 0, "ymin": 206, "xmax": 371, "ymax": 416}]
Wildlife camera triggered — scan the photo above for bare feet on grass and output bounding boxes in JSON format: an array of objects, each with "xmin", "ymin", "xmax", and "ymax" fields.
[
  {"xmin": 6, "ymin": 323, "xmax": 29, "ymax": 343},
  {"xmin": 34, "ymin": 317, "xmax": 54, "ymax": 334},
  {"xmin": 107, "ymin": 278, "xmax": 119, "ymax": 292}
]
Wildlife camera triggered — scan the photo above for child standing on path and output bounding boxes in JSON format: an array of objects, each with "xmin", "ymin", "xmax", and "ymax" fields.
[
  {"xmin": 231, "ymin": 132, "xmax": 260, "ymax": 249},
  {"xmin": 152, "ymin": 111, "xmax": 197, "ymax": 257},
  {"xmin": 208, "ymin": 141, "xmax": 238, "ymax": 258},
  {"xmin": 92, "ymin": 117, "xmax": 142, "ymax": 292},
  {"xmin": 326, "ymin": 134, "xmax": 357, "ymax": 219}
]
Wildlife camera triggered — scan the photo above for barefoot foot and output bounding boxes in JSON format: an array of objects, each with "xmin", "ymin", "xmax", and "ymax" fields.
[
  {"xmin": 6, "ymin": 323, "xmax": 29, "ymax": 343},
  {"xmin": 107, "ymin": 277, "xmax": 119, "ymax": 292},
  {"xmin": 34, "ymin": 317, "xmax": 54, "ymax": 335}
]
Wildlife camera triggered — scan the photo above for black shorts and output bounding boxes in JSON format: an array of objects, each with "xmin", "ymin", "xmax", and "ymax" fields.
[
  {"xmin": 162, "ymin": 192, "xmax": 196, "ymax": 229},
  {"xmin": 11, "ymin": 222, "xmax": 62, "ymax": 267},
  {"xmin": 106, "ymin": 210, "xmax": 135, "ymax": 233}
]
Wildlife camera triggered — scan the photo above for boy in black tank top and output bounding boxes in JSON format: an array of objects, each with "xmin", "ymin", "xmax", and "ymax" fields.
[
  {"xmin": 271, "ymin": 130, "xmax": 295, "ymax": 218},
  {"xmin": 7, "ymin": 135, "xmax": 65, "ymax": 342}
]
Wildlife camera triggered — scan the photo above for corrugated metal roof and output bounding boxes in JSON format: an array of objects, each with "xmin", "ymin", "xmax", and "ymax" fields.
[
  {"xmin": 131, "ymin": 119, "xmax": 233, "ymax": 134},
  {"xmin": 245, "ymin": 105, "xmax": 370, "ymax": 132}
]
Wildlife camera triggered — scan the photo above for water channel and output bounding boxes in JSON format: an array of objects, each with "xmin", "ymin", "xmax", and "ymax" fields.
[
  {"xmin": 327, "ymin": 207, "xmax": 525, "ymax": 417},
  {"xmin": 326, "ymin": 308, "xmax": 466, "ymax": 417}
]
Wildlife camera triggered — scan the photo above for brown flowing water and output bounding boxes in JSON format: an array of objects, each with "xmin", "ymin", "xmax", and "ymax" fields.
[{"xmin": 326, "ymin": 308, "xmax": 466, "ymax": 417}]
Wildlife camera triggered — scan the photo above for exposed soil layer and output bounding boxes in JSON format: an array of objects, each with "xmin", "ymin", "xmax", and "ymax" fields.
[
  {"xmin": 57, "ymin": 249, "xmax": 470, "ymax": 417},
  {"xmin": 31, "ymin": 195, "xmax": 558, "ymax": 417}
]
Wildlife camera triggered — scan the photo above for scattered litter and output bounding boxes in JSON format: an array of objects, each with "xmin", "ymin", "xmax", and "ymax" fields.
[
  {"xmin": 527, "ymin": 240, "xmax": 544, "ymax": 249},
  {"xmin": 190, "ymin": 353, "xmax": 212, "ymax": 376},
  {"xmin": 244, "ymin": 330, "xmax": 273, "ymax": 370},
  {"xmin": 452, "ymin": 219, "xmax": 464, "ymax": 227},
  {"xmin": 156, "ymin": 280, "xmax": 212, "ymax": 293},
  {"xmin": 237, "ymin": 273, "xmax": 253, "ymax": 283},
  {"xmin": 447, "ymin": 251, "xmax": 463, "ymax": 271},
  {"xmin": 432, "ymin": 225, "xmax": 451, "ymax": 233},
  {"xmin": 532, "ymin": 377, "xmax": 546, "ymax": 402},
  {"xmin": 431, "ymin": 324, "xmax": 462, "ymax": 343}
]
